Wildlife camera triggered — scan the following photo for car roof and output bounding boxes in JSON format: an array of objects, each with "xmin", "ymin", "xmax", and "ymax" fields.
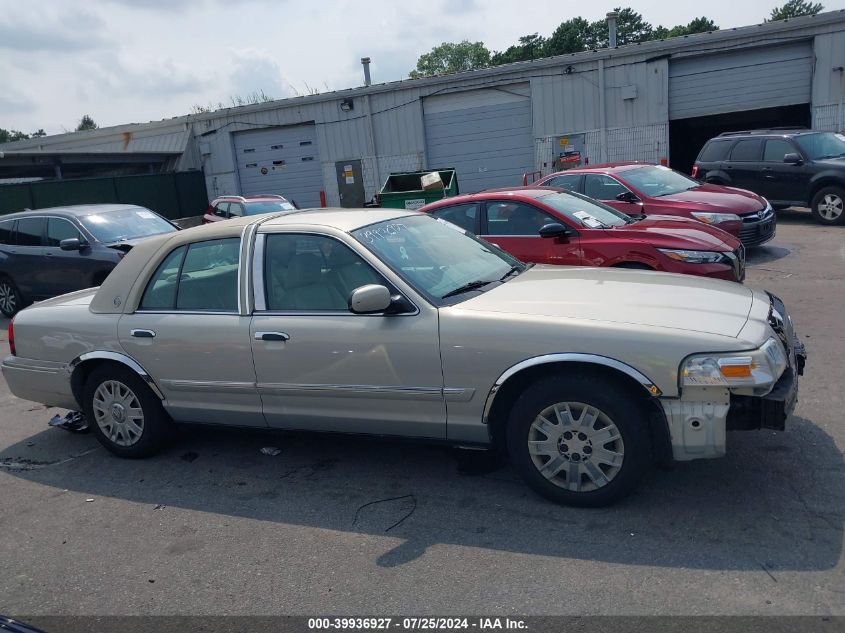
[
  {"xmin": 424, "ymin": 188, "xmax": 563, "ymax": 208},
  {"xmin": 0, "ymin": 204, "xmax": 152, "ymax": 220},
  {"xmin": 215, "ymin": 195, "xmax": 289, "ymax": 202},
  {"xmin": 715, "ymin": 128, "xmax": 813, "ymax": 138},
  {"xmin": 546, "ymin": 163, "xmax": 653, "ymax": 175},
  {"xmin": 259, "ymin": 207, "xmax": 416, "ymax": 231}
]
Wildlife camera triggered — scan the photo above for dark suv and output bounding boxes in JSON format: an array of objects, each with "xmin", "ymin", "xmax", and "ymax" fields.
[
  {"xmin": 694, "ymin": 129, "xmax": 845, "ymax": 225},
  {"xmin": 0, "ymin": 204, "xmax": 178, "ymax": 317}
]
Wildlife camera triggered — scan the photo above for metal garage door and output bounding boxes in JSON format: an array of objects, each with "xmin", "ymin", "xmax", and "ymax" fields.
[
  {"xmin": 669, "ymin": 42, "xmax": 813, "ymax": 120},
  {"xmin": 424, "ymin": 84, "xmax": 534, "ymax": 193},
  {"xmin": 233, "ymin": 124, "xmax": 323, "ymax": 208}
]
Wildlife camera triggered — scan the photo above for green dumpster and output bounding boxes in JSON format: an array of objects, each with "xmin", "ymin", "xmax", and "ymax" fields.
[{"xmin": 378, "ymin": 169, "xmax": 459, "ymax": 210}]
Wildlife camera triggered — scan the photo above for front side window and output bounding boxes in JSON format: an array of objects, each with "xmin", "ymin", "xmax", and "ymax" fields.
[
  {"xmin": 729, "ymin": 139, "xmax": 763, "ymax": 162},
  {"xmin": 583, "ymin": 174, "xmax": 629, "ymax": 200},
  {"xmin": 80, "ymin": 207, "xmax": 176, "ymax": 243},
  {"xmin": 429, "ymin": 203, "xmax": 479, "ymax": 233},
  {"xmin": 46, "ymin": 218, "xmax": 83, "ymax": 246},
  {"xmin": 353, "ymin": 214, "xmax": 523, "ymax": 303},
  {"xmin": 228, "ymin": 203, "xmax": 245, "ymax": 218},
  {"xmin": 139, "ymin": 238, "xmax": 240, "ymax": 312},
  {"xmin": 14, "ymin": 217, "xmax": 44, "ymax": 247},
  {"xmin": 763, "ymin": 139, "xmax": 795, "ymax": 162},
  {"xmin": 617, "ymin": 165, "xmax": 699, "ymax": 197},
  {"xmin": 544, "ymin": 173, "xmax": 581, "ymax": 191},
  {"xmin": 213, "ymin": 202, "xmax": 230, "ymax": 217},
  {"xmin": 485, "ymin": 202, "xmax": 557, "ymax": 236},
  {"xmin": 263, "ymin": 234, "xmax": 384, "ymax": 311}
]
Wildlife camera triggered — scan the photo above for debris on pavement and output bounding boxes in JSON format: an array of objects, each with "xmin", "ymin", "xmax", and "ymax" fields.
[
  {"xmin": 180, "ymin": 451, "xmax": 199, "ymax": 463},
  {"xmin": 48, "ymin": 411, "xmax": 89, "ymax": 434},
  {"xmin": 85, "ymin": 498, "xmax": 94, "ymax": 503},
  {"xmin": 260, "ymin": 447, "xmax": 282, "ymax": 456},
  {"xmin": 154, "ymin": 504, "xmax": 166, "ymax": 510}
]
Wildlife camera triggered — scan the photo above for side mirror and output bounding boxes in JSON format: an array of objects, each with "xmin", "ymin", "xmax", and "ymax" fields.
[
  {"xmin": 538, "ymin": 222, "xmax": 573, "ymax": 239},
  {"xmin": 616, "ymin": 191, "xmax": 640, "ymax": 203},
  {"xmin": 60, "ymin": 238, "xmax": 82, "ymax": 251},
  {"xmin": 783, "ymin": 153, "xmax": 803, "ymax": 165},
  {"xmin": 349, "ymin": 284, "xmax": 392, "ymax": 314}
]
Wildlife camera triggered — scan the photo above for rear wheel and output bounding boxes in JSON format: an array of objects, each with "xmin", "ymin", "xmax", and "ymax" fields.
[
  {"xmin": 506, "ymin": 375, "xmax": 649, "ymax": 507},
  {"xmin": 0, "ymin": 277, "xmax": 23, "ymax": 317},
  {"xmin": 811, "ymin": 186, "xmax": 845, "ymax": 225},
  {"xmin": 83, "ymin": 364, "xmax": 170, "ymax": 458}
]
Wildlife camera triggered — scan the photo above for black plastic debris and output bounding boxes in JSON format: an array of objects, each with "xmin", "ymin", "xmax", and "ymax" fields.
[{"xmin": 48, "ymin": 411, "xmax": 89, "ymax": 434}]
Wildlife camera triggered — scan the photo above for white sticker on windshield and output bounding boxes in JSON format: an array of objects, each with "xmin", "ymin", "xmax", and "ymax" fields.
[
  {"xmin": 136, "ymin": 211, "xmax": 156, "ymax": 219},
  {"xmin": 572, "ymin": 210, "xmax": 604, "ymax": 228},
  {"xmin": 836, "ymin": 134, "xmax": 845, "ymax": 142}
]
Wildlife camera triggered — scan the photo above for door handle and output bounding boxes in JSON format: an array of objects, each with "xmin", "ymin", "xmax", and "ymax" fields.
[
  {"xmin": 255, "ymin": 331, "xmax": 290, "ymax": 342},
  {"xmin": 130, "ymin": 329, "xmax": 156, "ymax": 338}
]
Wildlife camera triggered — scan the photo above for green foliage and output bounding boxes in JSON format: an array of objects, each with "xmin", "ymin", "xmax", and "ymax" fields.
[
  {"xmin": 768, "ymin": 0, "xmax": 824, "ymax": 20},
  {"xmin": 543, "ymin": 17, "xmax": 595, "ymax": 56},
  {"xmin": 0, "ymin": 128, "xmax": 30, "ymax": 143},
  {"xmin": 592, "ymin": 7, "xmax": 655, "ymax": 47},
  {"xmin": 491, "ymin": 34, "xmax": 547, "ymax": 65},
  {"xmin": 409, "ymin": 40, "xmax": 491, "ymax": 78},
  {"xmin": 654, "ymin": 17, "xmax": 719, "ymax": 39},
  {"xmin": 76, "ymin": 115, "xmax": 98, "ymax": 131}
]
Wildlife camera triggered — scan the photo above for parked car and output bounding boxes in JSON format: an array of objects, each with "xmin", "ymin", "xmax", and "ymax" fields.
[
  {"xmin": 694, "ymin": 129, "xmax": 845, "ymax": 225},
  {"xmin": 2, "ymin": 209, "xmax": 805, "ymax": 507},
  {"xmin": 0, "ymin": 204, "xmax": 178, "ymax": 317},
  {"xmin": 532, "ymin": 163, "xmax": 776, "ymax": 248},
  {"xmin": 202, "ymin": 194, "xmax": 296, "ymax": 223},
  {"xmin": 421, "ymin": 188, "xmax": 746, "ymax": 282}
]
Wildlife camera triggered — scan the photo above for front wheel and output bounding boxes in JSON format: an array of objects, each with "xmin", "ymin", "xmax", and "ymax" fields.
[
  {"xmin": 506, "ymin": 375, "xmax": 649, "ymax": 507},
  {"xmin": 83, "ymin": 364, "xmax": 170, "ymax": 458},
  {"xmin": 811, "ymin": 186, "xmax": 845, "ymax": 225}
]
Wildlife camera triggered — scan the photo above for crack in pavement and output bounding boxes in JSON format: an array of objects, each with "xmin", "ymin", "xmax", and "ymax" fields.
[{"xmin": 0, "ymin": 446, "xmax": 100, "ymax": 471}]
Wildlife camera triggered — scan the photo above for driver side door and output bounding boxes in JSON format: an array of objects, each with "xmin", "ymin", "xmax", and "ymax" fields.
[{"xmin": 249, "ymin": 231, "xmax": 447, "ymax": 438}]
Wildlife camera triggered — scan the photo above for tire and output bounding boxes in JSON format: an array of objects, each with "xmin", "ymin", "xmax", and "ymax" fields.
[
  {"xmin": 811, "ymin": 186, "xmax": 845, "ymax": 225},
  {"xmin": 506, "ymin": 374, "xmax": 649, "ymax": 507},
  {"xmin": 0, "ymin": 276, "xmax": 23, "ymax": 318},
  {"xmin": 82, "ymin": 363, "xmax": 170, "ymax": 458}
]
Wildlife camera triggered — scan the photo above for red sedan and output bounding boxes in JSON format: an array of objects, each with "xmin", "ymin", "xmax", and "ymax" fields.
[
  {"xmin": 532, "ymin": 163, "xmax": 775, "ymax": 248},
  {"xmin": 420, "ymin": 188, "xmax": 745, "ymax": 282}
]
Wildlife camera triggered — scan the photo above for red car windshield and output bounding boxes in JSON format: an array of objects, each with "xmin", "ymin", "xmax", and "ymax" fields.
[
  {"xmin": 619, "ymin": 165, "xmax": 699, "ymax": 197},
  {"xmin": 537, "ymin": 192, "xmax": 631, "ymax": 228}
]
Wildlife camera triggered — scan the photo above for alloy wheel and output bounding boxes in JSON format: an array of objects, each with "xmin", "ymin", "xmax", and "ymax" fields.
[
  {"xmin": 818, "ymin": 194, "xmax": 844, "ymax": 221},
  {"xmin": 527, "ymin": 401, "xmax": 625, "ymax": 492},
  {"xmin": 0, "ymin": 281, "xmax": 16, "ymax": 315},
  {"xmin": 92, "ymin": 380, "xmax": 145, "ymax": 447}
]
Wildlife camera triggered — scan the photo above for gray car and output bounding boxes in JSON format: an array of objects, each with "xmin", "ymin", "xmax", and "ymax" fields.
[{"xmin": 1, "ymin": 209, "xmax": 806, "ymax": 506}]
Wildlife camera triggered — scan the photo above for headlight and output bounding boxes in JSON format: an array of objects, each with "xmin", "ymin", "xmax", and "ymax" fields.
[
  {"xmin": 657, "ymin": 248, "xmax": 729, "ymax": 264},
  {"xmin": 763, "ymin": 198, "xmax": 772, "ymax": 212},
  {"xmin": 690, "ymin": 212, "xmax": 741, "ymax": 225},
  {"xmin": 682, "ymin": 338, "xmax": 787, "ymax": 387}
]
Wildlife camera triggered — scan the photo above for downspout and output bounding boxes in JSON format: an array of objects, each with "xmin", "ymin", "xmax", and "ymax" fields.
[{"xmin": 599, "ymin": 59, "xmax": 607, "ymax": 163}]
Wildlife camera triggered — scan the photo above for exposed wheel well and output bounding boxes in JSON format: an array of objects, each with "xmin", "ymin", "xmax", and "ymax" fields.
[
  {"xmin": 485, "ymin": 362, "xmax": 672, "ymax": 465},
  {"xmin": 808, "ymin": 179, "xmax": 845, "ymax": 205}
]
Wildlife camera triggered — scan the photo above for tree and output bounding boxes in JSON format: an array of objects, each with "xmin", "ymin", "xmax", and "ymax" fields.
[
  {"xmin": 0, "ymin": 129, "xmax": 31, "ymax": 144},
  {"xmin": 409, "ymin": 41, "xmax": 491, "ymax": 78},
  {"xmin": 654, "ymin": 16, "xmax": 719, "ymax": 39},
  {"xmin": 768, "ymin": 0, "xmax": 823, "ymax": 20},
  {"xmin": 491, "ymin": 33, "xmax": 547, "ymax": 65},
  {"xmin": 76, "ymin": 115, "xmax": 98, "ymax": 132},
  {"xmin": 543, "ymin": 17, "xmax": 594, "ymax": 56},
  {"xmin": 31, "ymin": 129, "xmax": 46, "ymax": 138}
]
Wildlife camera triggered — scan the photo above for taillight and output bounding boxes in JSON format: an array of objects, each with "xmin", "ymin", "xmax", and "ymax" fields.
[
  {"xmin": 691, "ymin": 164, "xmax": 699, "ymax": 178},
  {"xmin": 8, "ymin": 318, "xmax": 15, "ymax": 356}
]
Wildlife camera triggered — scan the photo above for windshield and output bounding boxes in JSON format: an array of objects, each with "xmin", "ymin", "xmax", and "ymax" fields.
[
  {"xmin": 245, "ymin": 200, "xmax": 296, "ymax": 215},
  {"xmin": 621, "ymin": 165, "xmax": 699, "ymax": 197},
  {"xmin": 537, "ymin": 192, "xmax": 631, "ymax": 228},
  {"xmin": 794, "ymin": 133, "xmax": 845, "ymax": 160},
  {"xmin": 352, "ymin": 214, "xmax": 524, "ymax": 303},
  {"xmin": 79, "ymin": 207, "xmax": 176, "ymax": 243}
]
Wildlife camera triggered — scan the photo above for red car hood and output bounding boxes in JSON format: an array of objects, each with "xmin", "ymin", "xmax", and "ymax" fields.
[
  {"xmin": 611, "ymin": 215, "xmax": 739, "ymax": 251},
  {"xmin": 655, "ymin": 184, "xmax": 765, "ymax": 215}
]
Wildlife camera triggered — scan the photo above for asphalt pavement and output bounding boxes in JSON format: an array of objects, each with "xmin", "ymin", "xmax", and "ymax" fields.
[{"xmin": 0, "ymin": 208, "xmax": 842, "ymax": 616}]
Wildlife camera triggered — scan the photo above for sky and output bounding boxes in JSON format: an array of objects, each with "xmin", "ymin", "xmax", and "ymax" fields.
[{"xmin": 2, "ymin": 0, "xmax": 843, "ymax": 135}]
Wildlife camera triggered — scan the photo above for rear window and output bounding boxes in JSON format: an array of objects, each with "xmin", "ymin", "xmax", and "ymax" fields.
[
  {"xmin": 729, "ymin": 139, "xmax": 763, "ymax": 162},
  {"xmin": 697, "ymin": 140, "xmax": 732, "ymax": 163}
]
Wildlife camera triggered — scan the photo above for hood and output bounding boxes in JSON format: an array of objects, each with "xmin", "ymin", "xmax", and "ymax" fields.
[
  {"xmin": 459, "ymin": 266, "xmax": 753, "ymax": 337},
  {"xmin": 610, "ymin": 215, "xmax": 739, "ymax": 250},
  {"xmin": 655, "ymin": 184, "xmax": 765, "ymax": 215},
  {"xmin": 812, "ymin": 157, "xmax": 845, "ymax": 169}
]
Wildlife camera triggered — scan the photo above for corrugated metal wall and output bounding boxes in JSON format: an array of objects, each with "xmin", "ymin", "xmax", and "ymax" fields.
[{"xmin": 669, "ymin": 42, "xmax": 814, "ymax": 120}]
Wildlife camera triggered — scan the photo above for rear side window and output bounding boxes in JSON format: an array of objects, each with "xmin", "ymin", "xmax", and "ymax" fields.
[
  {"xmin": 584, "ymin": 174, "xmax": 629, "ymax": 201},
  {"xmin": 544, "ymin": 173, "xmax": 581, "ymax": 191},
  {"xmin": 46, "ymin": 218, "xmax": 83, "ymax": 246},
  {"xmin": 729, "ymin": 139, "xmax": 763, "ymax": 162},
  {"xmin": 763, "ymin": 139, "xmax": 795, "ymax": 162},
  {"xmin": 14, "ymin": 217, "xmax": 44, "ymax": 246},
  {"xmin": 0, "ymin": 220, "xmax": 14, "ymax": 244},
  {"xmin": 140, "ymin": 246, "xmax": 186, "ymax": 310},
  {"xmin": 428, "ymin": 203, "xmax": 479, "ymax": 233},
  {"xmin": 697, "ymin": 140, "xmax": 731, "ymax": 163}
]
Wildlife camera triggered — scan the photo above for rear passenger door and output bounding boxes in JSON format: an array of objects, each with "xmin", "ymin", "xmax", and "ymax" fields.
[
  {"xmin": 10, "ymin": 217, "xmax": 49, "ymax": 299},
  {"xmin": 118, "ymin": 237, "xmax": 265, "ymax": 427},
  {"xmin": 725, "ymin": 139, "xmax": 764, "ymax": 192}
]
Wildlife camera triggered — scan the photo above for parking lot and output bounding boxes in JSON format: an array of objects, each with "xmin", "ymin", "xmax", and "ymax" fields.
[{"xmin": 0, "ymin": 208, "xmax": 842, "ymax": 617}]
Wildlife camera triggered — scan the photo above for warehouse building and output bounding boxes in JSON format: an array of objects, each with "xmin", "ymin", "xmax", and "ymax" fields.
[{"xmin": 2, "ymin": 10, "xmax": 844, "ymax": 211}]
